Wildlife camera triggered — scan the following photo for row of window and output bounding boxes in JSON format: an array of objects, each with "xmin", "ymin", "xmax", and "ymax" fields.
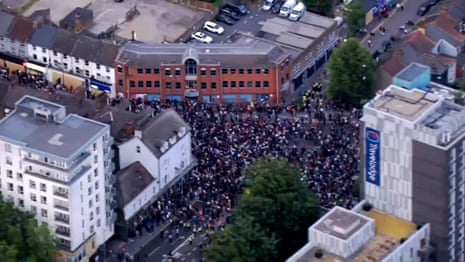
[
  {"xmin": 124, "ymin": 80, "xmax": 271, "ymax": 89},
  {"xmin": 121, "ymin": 67, "xmax": 271, "ymax": 76}
]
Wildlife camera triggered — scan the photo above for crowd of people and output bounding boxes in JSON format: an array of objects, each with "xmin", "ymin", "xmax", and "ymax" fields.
[{"xmin": 111, "ymin": 85, "xmax": 362, "ymax": 261}]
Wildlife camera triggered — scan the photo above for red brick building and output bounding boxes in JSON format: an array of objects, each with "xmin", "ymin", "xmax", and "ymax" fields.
[{"xmin": 114, "ymin": 41, "xmax": 291, "ymax": 103}]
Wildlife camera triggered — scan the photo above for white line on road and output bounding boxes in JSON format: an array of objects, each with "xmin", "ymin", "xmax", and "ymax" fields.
[
  {"xmin": 187, "ymin": 252, "xmax": 192, "ymax": 256},
  {"xmin": 171, "ymin": 234, "xmax": 194, "ymax": 254},
  {"xmin": 148, "ymin": 246, "xmax": 161, "ymax": 257}
]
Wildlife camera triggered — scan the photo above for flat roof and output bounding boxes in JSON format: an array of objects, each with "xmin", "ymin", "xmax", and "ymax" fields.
[
  {"xmin": 314, "ymin": 207, "xmax": 370, "ymax": 240},
  {"xmin": 369, "ymin": 85, "xmax": 437, "ymax": 122},
  {"xmin": 0, "ymin": 96, "xmax": 107, "ymax": 159},
  {"xmin": 396, "ymin": 63, "xmax": 430, "ymax": 82}
]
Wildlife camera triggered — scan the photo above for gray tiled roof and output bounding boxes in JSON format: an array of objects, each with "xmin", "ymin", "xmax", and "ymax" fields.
[
  {"xmin": 115, "ymin": 161, "xmax": 154, "ymax": 207},
  {"xmin": 116, "ymin": 41, "xmax": 287, "ymax": 68},
  {"xmin": 60, "ymin": 7, "xmax": 93, "ymax": 28},
  {"xmin": 70, "ymin": 35, "xmax": 100, "ymax": 62},
  {"xmin": 141, "ymin": 109, "xmax": 190, "ymax": 158},
  {"xmin": 30, "ymin": 24, "xmax": 59, "ymax": 49},
  {"xmin": 95, "ymin": 41, "xmax": 119, "ymax": 67},
  {"xmin": 447, "ymin": 0, "xmax": 465, "ymax": 21},
  {"xmin": 425, "ymin": 24, "xmax": 460, "ymax": 47},
  {"xmin": 0, "ymin": 11, "xmax": 15, "ymax": 36},
  {"xmin": 51, "ymin": 29, "xmax": 78, "ymax": 55}
]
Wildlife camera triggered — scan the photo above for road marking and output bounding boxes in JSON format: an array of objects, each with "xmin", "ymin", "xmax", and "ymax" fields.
[
  {"xmin": 172, "ymin": 234, "xmax": 194, "ymax": 254},
  {"xmin": 192, "ymin": 247, "xmax": 197, "ymax": 251},
  {"xmin": 148, "ymin": 246, "xmax": 161, "ymax": 257}
]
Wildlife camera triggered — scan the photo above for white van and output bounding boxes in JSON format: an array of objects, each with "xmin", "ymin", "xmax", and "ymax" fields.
[
  {"xmin": 288, "ymin": 2, "xmax": 305, "ymax": 21},
  {"xmin": 279, "ymin": 0, "xmax": 296, "ymax": 17},
  {"xmin": 262, "ymin": 0, "xmax": 273, "ymax": 10}
]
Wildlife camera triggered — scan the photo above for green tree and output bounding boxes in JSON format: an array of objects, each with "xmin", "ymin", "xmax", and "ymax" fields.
[
  {"xmin": 346, "ymin": 1, "xmax": 366, "ymax": 36},
  {"xmin": 204, "ymin": 216, "xmax": 278, "ymax": 262},
  {"xmin": 0, "ymin": 197, "xmax": 58, "ymax": 261},
  {"xmin": 327, "ymin": 38, "xmax": 376, "ymax": 106},
  {"xmin": 208, "ymin": 158, "xmax": 319, "ymax": 261},
  {"xmin": 304, "ymin": 0, "xmax": 333, "ymax": 15}
]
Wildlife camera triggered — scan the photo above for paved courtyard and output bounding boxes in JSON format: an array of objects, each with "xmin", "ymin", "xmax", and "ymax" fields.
[
  {"xmin": 89, "ymin": 0, "xmax": 208, "ymax": 43},
  {"xmin": 1, "ymin": 0, "xmax": 28, "ymax": 10},
  {"xmin": 23, "ymin": 0, "xmax": 90, "ymax": 24}
]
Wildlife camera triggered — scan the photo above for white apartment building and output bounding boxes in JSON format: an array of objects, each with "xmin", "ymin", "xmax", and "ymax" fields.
[
  {"xmin": 116, "ymin": 109, "xmax": 195, "ymax": 228},
  {"xmin": 287, "ymin": 201, "xmax": 432, "ymax": 262},
  {"xmin": 361, "ymin": 63, "xmax": 465, "ymax": 261},
  {"xmin": 0, "ymin": 96, "xmax": 116, "ymax": 262}
]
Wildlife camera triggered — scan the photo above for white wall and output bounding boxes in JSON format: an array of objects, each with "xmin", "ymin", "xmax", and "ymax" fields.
[
  {"xmin": 447, "ymin": 63, "xmax": 457, "ymax": 84},
  {"xmin": 123, "ymin": 180, "xmax": 158, "ymax": 220},
  {"xmin": 27, "ymin": 44, "xmax": 51, "ymax": 65},
  {"xmin": 159, "ymin": 133, "xmax": 192, "ymax": 189},
  {"xmin": 118, "ymin": 137, "xmax": 160, "ymax": 181},
  {"xmin": 383, "ymin": 224, "xmax": 431, "ymax": 262}
]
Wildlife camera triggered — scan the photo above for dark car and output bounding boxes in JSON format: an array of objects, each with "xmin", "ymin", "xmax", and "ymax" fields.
[
  {"xmin": 271, "ymin": 1, "xmax": 283, "ymax": 14},
  {"xmin": 429, "ymin": 0, "xmax": 440, "ymax": 6},
  {"xmin": 221, "ymin": 8, "xmax": 241, "ymax": 21},
  {"xmin": 417, "ymin": 2, "xmax": 431, "ymax": 16},
  {"xmin": 215, "ymin": 14, "xmax": 235, "ymax": 25},
  {"xmin": 377, "ymin": 40, "xmax": 392, "ymax": 53},
  {"xmin": 223, "ymin": 2, "xmax": 248, "ymax": 15}
]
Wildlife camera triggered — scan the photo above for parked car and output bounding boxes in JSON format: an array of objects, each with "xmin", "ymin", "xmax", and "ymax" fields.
[
  {"xmin": 215, "ymin": 14, "xmax": 235, "ymax": 25},
  {"xmin": 377, "ymin": 40, "xmax": 392, "ymax": 53},
  {"xmin": 203, "ymin": 21, "xmax": 225, "ymax": 35},
  {"xmin": 191, "ymin": 31, "xmax": 213, "ymax": 44},
  {"xmin": 262, "ymin": 0, "xmax": 275, "ymax": 11},
  {"xmin": 417, "ymin": 2, "xmax": 431, "ymax": 16},
  {"xmin": 221, "ymin": 8, "xmax": 241, "ymax": 21},
  {"xmin": 223, "ymin": 2, "xmax": 248, "ymax": 15},
  {"xmin": 271, "ymin": 1, "xmax": 283, "ymax": 14}
]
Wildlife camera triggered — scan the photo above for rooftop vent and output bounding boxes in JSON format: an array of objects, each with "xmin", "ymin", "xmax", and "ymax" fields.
[{"xmin": 19, "ymin": 112, "xmax": 29, "ymax": 118}]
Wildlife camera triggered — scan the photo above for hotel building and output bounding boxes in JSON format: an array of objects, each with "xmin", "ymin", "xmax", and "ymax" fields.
[
  {"xmin": 0, "ymin": 96, "xmax": 116, "ymax": 261},
  {"xmin": 360, "ymin": 63, "xmax": 465, "ymax": 261}
]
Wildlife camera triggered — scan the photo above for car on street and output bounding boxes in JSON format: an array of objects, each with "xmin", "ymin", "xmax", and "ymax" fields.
[
  {"xmin": 191, "ymin": 31, "xmax": 213, "ymax": 44},
  {"xmin": 203, "ymin": 21, "xmax": 225, "ymax": 35},
  {"xmin": 377, "ymin": 40, "xmax": 392, "ymax": 53},
  {"xmin": 262, "ymin": 0, "xmax": 275, "ymax": 11},
  {"xmin": 417, "ymin": 2, "xmax": 431, "ymax": 16},
  {"xmin": 221, "ymin": 8, "xmax": 241, "ymax": 21},
  {"xmin": 223, "ymin": 2, "xmax": 248, "ymax": 15},
  {"xmin": 214, "ymin": 14, "xmax": 235, "ymax": 25}
]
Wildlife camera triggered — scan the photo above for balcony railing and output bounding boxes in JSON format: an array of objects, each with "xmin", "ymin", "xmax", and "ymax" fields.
[
  {"xmin": 53, "ymin": 191, "xmax": 68, "ymax": 199},
  {"xmin": 55, "ymin": 216, "xmax": 70, "ymax": 224},
  {"xmin": 54, "ymin": 204, "xmax": 69, "ymax": 212},
  {"xmin": 55, "ymin": 228, "xmax": 70, "ymax": 237}
]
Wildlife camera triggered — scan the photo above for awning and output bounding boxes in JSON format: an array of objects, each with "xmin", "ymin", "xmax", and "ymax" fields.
[
  {"xmin": 23, "ymin": 62, "xmax": 46, "ymax": 73},
  {"xmin": 0, "ymin": 52, "xmax": 23, "ymax": 65},
  {"xmin": 184, "ymin": 89, "xmax": 199, "ymax": 98},
  {"xmin": 90, "ymin": 80, "xmax": 111, "ymax": 92}
]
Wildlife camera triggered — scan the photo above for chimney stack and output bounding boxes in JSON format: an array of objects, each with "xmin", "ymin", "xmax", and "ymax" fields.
[
  {"xmin": 74, "ymin": 11, "xmax": 83, "ymax": 33},
  {"xmin": 131, "ymin": 31, "xmax": 136, "ymax": 41}
]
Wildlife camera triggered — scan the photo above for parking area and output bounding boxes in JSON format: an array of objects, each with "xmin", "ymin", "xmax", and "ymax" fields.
[
  {"xmin": 90, "ymin": 0, "xmax": 207, "ymax": 43},
  {"xmin": 23, "ymin": 0, "xmax": 90, "ymax": 23},
  {"xmin": 183, "ymin": 5, "xmax": 280, "ymax": 44}
]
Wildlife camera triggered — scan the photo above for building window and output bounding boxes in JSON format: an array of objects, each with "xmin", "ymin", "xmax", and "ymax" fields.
[
  {"xmin": 185, "ymin": 59, "xmax": 197, "ymax": 75},
  {"xmin": 136, "ymin": 146, "xmax": 141, "ymax": 153},
  {"xmin": 41, "ymin": 209, "xmax": 47, "ymax": 218},
  {"xmin": 221, "ymin": 68, "xmax": 228, "ymax": 74},
  {"xmin": 230, "ymin": 69, "xmax": 236, "ymax": 74},
  {"xmin": 118, "ymin": 80, "xmax": 123, "ymax": 86},
  {"xmin": 175, "ymin": 68, "xmax": 181, "ymax": 76},
  {"xmin": 146, "ymin": 81, "xmax": 152, "ymax": 88},
  {"xmin": 29, "ymin": 180, "xmax": 36, "ymax": 189},
  {"xmin": 210, "ymin": 69, "xmax": 217, "ymax": 76},
  {"xmin": 40, "ymin": 196, "xmax": 47, "ymax": 204},
  {"xmin": 165, "ymin": 68, "xmax": 171, "ymax": 76},
  {"xmin": 84, "ymin": 70, "xmax": 90, "ymax": 77},
  {"xmin": 129, "ymin": 81, "xmax": 135, "ymax": 88},
  {"xmin": 75, "ymin": 67, "xmax": 81, "ymax": 74},
  {"xmin": 166, "ymin": 82, "xmax": 172, "ymax": 89},
  {"xmin": 117, "ymin": 66, "xmax": 122, "ymax": 73},
  {"xmin": 239, "ymin": 81, "xmax": 244, "ymax": 88},
  {"xmin": 30, "ymin": 193, "xmax": 36, "ymax": 202},
  {"xmin": 17, "ymin": 186, "xmax": 23, "ymax": 195},
  {"xmin": 264, "ymin": 69, "xmax": 269, "ymax": 74},
  {"xmin": 32, "ymin": 46, "xmax": 36, "ymax": 51},
  {"xmin": 8, "ymin": 183, "xmax": 13, "ymax": 191},
  {"xmin": 154, "ymin": 81, "xmax": 160, "ymax": 88},
  {"xmin": 75, "ymin": 58, "xmax": 79, "ymax": 63},
  {"xmin": 33, "ymin": 54, "xmax": 37, "ymax": 60},
  {"xmin": 201, "ymin": 82, "xmax": 207, "ymax": 89},
  {"xmin": 247, "ymin": 68, "xmax": 253, "ymax": 74},
  {"xmin": 4, "ymin": 143, "xmax": 11, "ymax": 152},
  {"xmin": 42, "ymin": 57, "xmax": 47, "ymax": 63},
  {"xmin": 138, "ymin": 81, "xmax": 144, "ymax": 88},
  {"xmin": 145, "ymin": 68, "xmax": 151, "ymax": 74},
  {"xmin": 264, "ymin": 81, "xmax": 270, "ymax": 88},
  {"xmin": 255, "ymin": 69, "xmax": 261, "ymax": 74},
  {"xmin": 154, "ymin": 68, "xmax": 160, "ymax": 74},
  {"xmin": 231, "ymin": 81, "xmax": 236, "ymax": 88},
  {"xmin": 255, "ymin": 81, "xmax": 261, "ymax": 88},
  {"xmin": 175, "ymin": 82, "xmax": 181, "ymax": 89},
  {"xmin": 247, "ymin": 81, "xmax": 253, "ymax": 88},
  {"xmin": 63, "ymin": 63, "xmax": 68, "ymax": 70},
  {"xmin": 7, "ymin": 169, "xmax": 13, "ymax": 178},
  {"xmin": 84, "ymin": 60, "xmax": 89, "ymax": 66},
  {"xmin": 40, "ymin": 183, "xmax": 46, "ymax": 192},
  {"xmin": 63, "ymin": 54, "xmax": 68, "ymax": 59},
  {"xmin": 96, "ymin": 64, "xmax": 101, "ymax": 70},
  {"xmin": 200, "ymin": 68, "xmax": 207, "ymax": 76},
  {"xmin": 137, "ymin": 68, "xmax": 143, "ymax": 74},
  {"xmin": 211, "ymin": 82, "xmax": 217, "ymax": 89},
  {"xmin": 222, "ymin": 81, "xmax": 228, "ymax": 88},
  {"xmin": 238, "ymin": 69, "xmax": 244, "ymax": 74}
]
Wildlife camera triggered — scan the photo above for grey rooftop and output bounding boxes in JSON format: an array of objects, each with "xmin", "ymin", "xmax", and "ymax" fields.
[
  {"xmin": 116, "ymin": 161, "xmax": 154, "ymax": 207},
  {"xmin": 0, "ymin": 96, "xmax": 108, "ymax": 159},
  {"xmin": 396, "ymin": 63, "xmax": 430, "ymax": 82},
  {"xmin": 314, "ymin": 206, "xmax": 369, "ymax": 240}
]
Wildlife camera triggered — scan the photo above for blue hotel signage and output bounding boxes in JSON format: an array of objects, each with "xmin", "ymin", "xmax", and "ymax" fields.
[{"xmin": 366, "ymin": 127, "xmax": 381, "ymax": 186}]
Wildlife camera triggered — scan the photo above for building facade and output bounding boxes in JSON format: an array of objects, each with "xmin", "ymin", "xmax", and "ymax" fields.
[
  {"xmin": 0, "ymin": 96, "xmax": 116, "ymax": 262},
  {"xmin": 114, "ymin": 41, "xmax": 291, "ymax": 104},
  {"xmin": 360, "ymin": 63, "xmax": 465, "ymax": 261}
]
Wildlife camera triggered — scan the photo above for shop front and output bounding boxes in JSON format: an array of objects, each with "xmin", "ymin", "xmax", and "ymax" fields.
[
  {"xmin": 147, "ymin": 94, "xmax": 161, "ymax": 102},
  {"xmin": 166, "ymin": 95, "xmax": 182, "ymax": 102},
  {"xmin": 89, "ymin": 79, "xmax": 112, "ymax": 97},
  {"xmin": 23, "ymin": 61, "xmax": 47, "ymax": 75},
  {"xmin": 184, "ymin": 88, "xmax": 199, "ymax": 101},
  {"xmin": 50, "ymin": 69, "xmax": 84, "ymax": 90},
  {"xmin": 0, "ymin": 52, "xmax": 24, "ymax": 72},
  {"xmin": 202, "ymin": 95, "xmax": 219, "ymax": 103},
  {"xmin": 223, "ymin": 94, "xmax": 237, "ymax": 103}
]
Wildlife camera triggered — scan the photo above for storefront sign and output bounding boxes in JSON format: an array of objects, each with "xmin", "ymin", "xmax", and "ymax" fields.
[
  {"xmin": 23, "ymin": 62, "xmax": 46, "ymax": 73},
  {"xmin": 366, "ymin": 127, "xmax": 381, "ymax": 186},
  {"xmin": 90, "ymin": 81, "xmax": 111, "ymax": 92}
]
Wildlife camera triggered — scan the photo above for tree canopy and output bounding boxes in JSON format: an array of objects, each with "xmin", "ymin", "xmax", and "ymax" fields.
[
  {"xmin": 204, "ymin": 158, "xmax": 320, "ymax": 261},
  {"xmin": 0, "ymin": 196, "xmax": 58, "ymax": 261},
  {"xmin": 346, "ymin": 1, "xmax": 366, "ymax": 36},
  {"xmin": 327, "ymin": 38, "xmax": 377, "ymax": 106},
  {"xmin": 303, "ymin": 0, "xmax": 333, "ymax": 15}
]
